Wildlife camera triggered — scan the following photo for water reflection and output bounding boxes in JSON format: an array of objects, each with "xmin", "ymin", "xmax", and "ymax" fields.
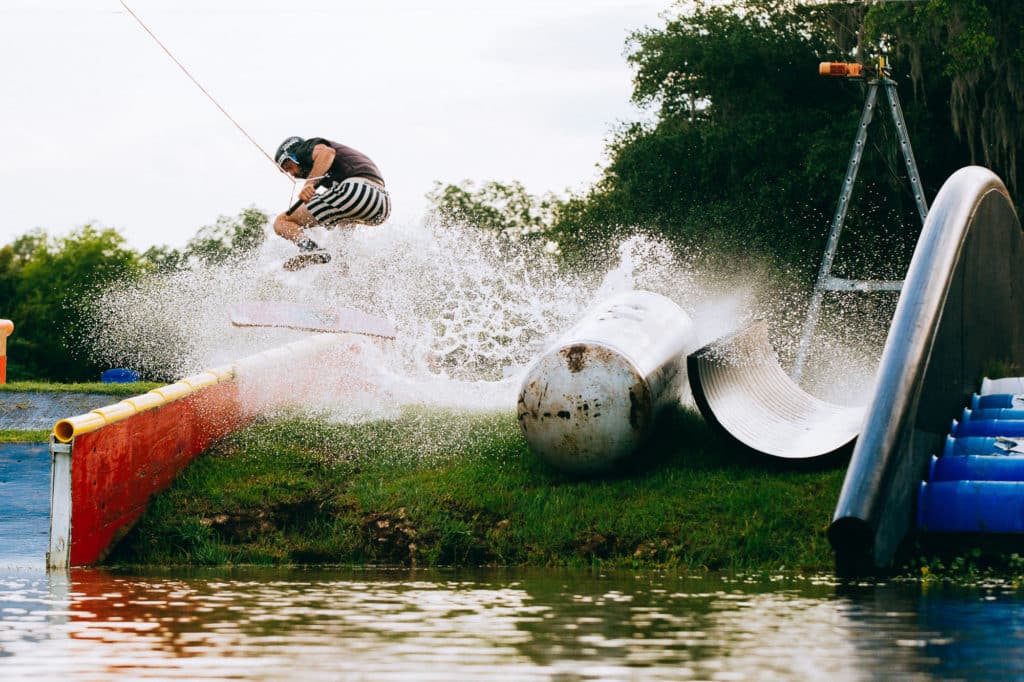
[
  {"xmin": 918, "ymin": 587, "xmax": 1024, "ymax": 678},
  {"xmin": 0, "ymin": 567, "xmax": 1021, "ymax": 680}
]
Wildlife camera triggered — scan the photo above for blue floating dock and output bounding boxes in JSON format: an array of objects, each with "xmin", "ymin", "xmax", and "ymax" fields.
[
  {"xmin": 920, "ymin": 384, "xmax": 1024, "ymax": 535},
  {"xmin": 962, "ymin": 407, "xmax": 1024, "ymax": 422},
  {"xmin": 951, "ymin": 418, "xmax": 1024, "ymax": 438},
  {"xmin": 929, "ymin": 454, "xmax": 1024, "ymax": 482},
  {"xmin": 971, "ymin": 393, "xmax": 1021, "ymax": 410},
  {"xmin": 941, "ymin": 435, "xmax": 1024, "ymax": 457},
  {"xmin": 918, "ymin": 480, "xmax": 1024, "ymax": 533}
]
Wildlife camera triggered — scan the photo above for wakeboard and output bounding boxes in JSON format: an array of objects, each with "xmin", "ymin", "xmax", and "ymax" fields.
[
  {"xmin": 282, "ymin": 251, "xmax": 332, "ymax": 272},
  {"xmin": 229, "ymin": 301, "xmax": 396, "ymax": 338}
]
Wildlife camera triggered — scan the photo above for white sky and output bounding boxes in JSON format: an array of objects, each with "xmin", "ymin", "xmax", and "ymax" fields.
[{"xmin": 0, "ymin": 0, "xmax": 669, "ymax": 250}]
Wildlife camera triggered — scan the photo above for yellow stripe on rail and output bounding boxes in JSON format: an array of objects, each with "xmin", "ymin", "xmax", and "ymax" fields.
[{"xmin": 52, "ymin": 367, "xmax": 237, "ymax": 443}]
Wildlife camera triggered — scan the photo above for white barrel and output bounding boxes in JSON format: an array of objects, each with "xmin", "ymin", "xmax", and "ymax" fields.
[{"xmin": 517, "ymin": 290, "xmax": 697, "ymax": 474}]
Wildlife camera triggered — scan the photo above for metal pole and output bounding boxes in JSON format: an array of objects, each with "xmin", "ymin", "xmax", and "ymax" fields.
[
  {"xmin": 792, "ymin": 82, "xmax": 879, "ymax": 382},
  {"xmin": 883, "ymin": 79, "xmax": 929, "ymax": 223},
  {"xmin": 47, "ymin": 437, "xmax": 72, "ymax": 570}
]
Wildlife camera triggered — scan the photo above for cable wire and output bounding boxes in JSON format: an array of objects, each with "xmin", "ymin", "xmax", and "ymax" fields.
[{"xmin": 118, "ymin": 0, "xmax": 282, "ymax": 172}]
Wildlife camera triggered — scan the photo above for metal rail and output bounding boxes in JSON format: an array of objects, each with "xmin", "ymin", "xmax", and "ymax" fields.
[{"xmin": 829, "ymin": 166, "xmax": 1024, "ymax": 576}]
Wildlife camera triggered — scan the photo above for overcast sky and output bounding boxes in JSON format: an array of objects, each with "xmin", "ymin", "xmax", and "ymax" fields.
[{"xmin": 0, "ymin": 0, "xmax": 669, "ymax": 250}]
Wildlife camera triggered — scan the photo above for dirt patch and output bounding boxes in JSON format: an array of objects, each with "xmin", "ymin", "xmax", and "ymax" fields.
[{"xmin": 0, "ymin": 392, "xmax": 118, "ymax": 430}]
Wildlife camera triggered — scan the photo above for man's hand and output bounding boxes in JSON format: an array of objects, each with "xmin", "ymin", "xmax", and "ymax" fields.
[{"xmin": 298, "ymin": 144, "xmax": 335, "ymax": 203}]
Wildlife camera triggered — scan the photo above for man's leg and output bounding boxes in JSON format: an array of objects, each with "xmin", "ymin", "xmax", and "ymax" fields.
[
  {"xmin": 307, "ymin": 179, "xmax": 390, "ymax": 228},
  {"xmin": 274, "ymin": 206, "xmax": 332, "ymax": 270},
  {"xmin": 273, "ymin": 205, "xmax": 317, "ymax": 243}
]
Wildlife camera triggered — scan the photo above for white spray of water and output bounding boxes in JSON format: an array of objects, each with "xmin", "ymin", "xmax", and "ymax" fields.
[{"xmin": 82, "ymin": 218, "xmax": 893, "ymax": 422}]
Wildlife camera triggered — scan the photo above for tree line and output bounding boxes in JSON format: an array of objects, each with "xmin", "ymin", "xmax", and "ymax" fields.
[
  {"xmin": 433, "ymin": 0, "xmax": 1022, "ymax": 273},
  {"xmin": 0, "ymin": 210, "xmax": 267, "ymax": 381},
  {"xmin": 3, "ymin": 0, "xmax": 1021, "ymax": 382}
]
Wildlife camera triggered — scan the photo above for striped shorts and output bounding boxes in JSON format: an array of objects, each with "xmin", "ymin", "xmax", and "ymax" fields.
[{"xmin": 307, "ymin": 177, "xmax": 391, "ymax": 227}]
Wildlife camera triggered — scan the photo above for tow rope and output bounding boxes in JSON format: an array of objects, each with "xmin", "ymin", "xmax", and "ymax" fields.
[{"xmin": 118, "ymin": 1, "xmax": 297, "ymax": 197}]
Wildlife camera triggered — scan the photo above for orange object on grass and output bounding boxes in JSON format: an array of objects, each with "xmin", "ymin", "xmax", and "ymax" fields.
[{"xmin": 0, "ymin": 319, "xmax": 13, "ymax": 384}]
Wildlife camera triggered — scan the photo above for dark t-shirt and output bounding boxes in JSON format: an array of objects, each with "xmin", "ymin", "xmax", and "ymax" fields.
[{"xmin": 292, "ymin": 137, "xmax": 384, "ymax": 186}]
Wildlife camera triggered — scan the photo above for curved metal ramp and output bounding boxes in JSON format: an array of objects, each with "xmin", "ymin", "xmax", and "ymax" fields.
[
  {"xmin": 828, "ymin": 166, "xmax": 1024, "ymax": 576},
  {"xmin": 688, "ymin": 320, "xmax": 865, "ymax": 460}
]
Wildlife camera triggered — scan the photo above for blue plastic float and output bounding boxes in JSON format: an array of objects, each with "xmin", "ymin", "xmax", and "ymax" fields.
[
  {"xmin": 941, "ymin": 435, "xmax": 1024, "ymax": 457},
  {"xmin": 971, "ymin": 393, "xmax": 1021, "ymax": 410},
  {"xmin": 918, "ymin": 481, "xmax": 1024, "ymax": 533},
  {"xmin": 918, "ymin": 379, "xmax": 1024, "ymax": 533}
]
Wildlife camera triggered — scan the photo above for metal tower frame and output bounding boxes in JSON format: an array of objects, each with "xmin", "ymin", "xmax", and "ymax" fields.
[{"xmin": 791, "ymin": 60, "xmax": 929, "ymax": 382}]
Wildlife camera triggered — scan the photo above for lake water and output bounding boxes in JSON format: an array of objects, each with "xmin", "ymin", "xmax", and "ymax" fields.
[
  {"xmin": 2, "ymin": 566, "xmax": 1023, "ymax": 680},
  {"xmin": 0, "ymin": 443, "xmax": 49, "ymax": 570},
  {"xmin": 2, "ymin": 443, "xmax": 1024, "ymax": 680}
]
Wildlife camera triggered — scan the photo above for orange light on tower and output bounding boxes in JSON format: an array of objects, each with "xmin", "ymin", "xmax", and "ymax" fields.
[
  {"xmin": 819, "ymin": 62, "xmax": 864, "ymax": 78},
  {"xmin": 0, "ymin": 320, "xmax": 13, "ymax": 384}
]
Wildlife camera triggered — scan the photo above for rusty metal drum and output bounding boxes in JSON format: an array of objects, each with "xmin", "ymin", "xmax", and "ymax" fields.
[{"xmin": 517, "ymin": 290, "xmax": 697, "ymax": 474}]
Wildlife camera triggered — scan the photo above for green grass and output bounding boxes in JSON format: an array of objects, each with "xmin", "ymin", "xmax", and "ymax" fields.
[
  {"xmin": 0, "ymin": 429, "xmax": 49, "ymax": 442},
  {"xmin": 108, "ymin": 405, "xmax": 846, "ymax": 573},
  {"xmin": 0, "ymin": 380, "xmax": 164, "ymax": 396}
]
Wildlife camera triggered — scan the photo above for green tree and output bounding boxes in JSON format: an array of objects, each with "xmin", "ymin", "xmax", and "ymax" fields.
[
  {"xmin": 183, "ymin": 206, "xmax": 268, "ymax": 266},
  {"xmin": 141, "ymin": 244, "xmax": 188, "ymax": 274},
  {"xmin": 426, "ymin": 180, "xmax": 560, "ymax": 242},
  {"xmin": 134, "ymin": 207, "xmax": 269, "ymax": 273},
  {"xmin": 864, "ymin": 0, "xmax": 1024, "ymax": 203},
  {"xmin": 550, "ymin": 0, "xmax": 860, "ymax": 266},
  {"xmin": 0, "ymin": 233, "xmax": 45, "ymax": 318},
  {"xmin": 6, "ymin": 226, "xmax": 144, "ymax": 381},
  {"xmin": 547, "ymin": 0, "xmax": 987, "ymax": 278},
  {"xmin": 1, "ymin": 207, "xmax": 270, "ymax": 380}
]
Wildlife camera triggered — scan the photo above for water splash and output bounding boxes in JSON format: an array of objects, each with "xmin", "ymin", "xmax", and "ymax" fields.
[{"xmin": 82, "ymin": 218, "xmax": 895, "ymax": 420}]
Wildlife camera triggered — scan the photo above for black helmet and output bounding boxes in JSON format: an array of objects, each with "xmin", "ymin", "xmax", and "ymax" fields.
[{"xmin": 275, "ymin": 136, "xmax": 304, "ymax": 167}]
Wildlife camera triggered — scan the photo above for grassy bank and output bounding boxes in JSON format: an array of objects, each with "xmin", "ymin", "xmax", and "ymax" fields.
[
  {"xmin": 108, "ymin": 405, "xmax": 846, "ymax": 573},
  {"xmin": 0, "ymin": 429, "xmax": 49, "ymax": 442},
  {"xmin": 0, "ymin": 381, "xmax": 164, "ymax": 396}
]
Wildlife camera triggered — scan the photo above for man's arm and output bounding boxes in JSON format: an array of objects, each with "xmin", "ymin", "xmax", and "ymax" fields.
[{"xmin": 299, "ymin": 144, "xmax": 337, "ymax": 201}]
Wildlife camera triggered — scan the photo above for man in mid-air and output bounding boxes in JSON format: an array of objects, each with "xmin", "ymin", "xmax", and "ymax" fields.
[{"xmin": 273, "ymin": 136, "xmax": 390, "ymax": 271}]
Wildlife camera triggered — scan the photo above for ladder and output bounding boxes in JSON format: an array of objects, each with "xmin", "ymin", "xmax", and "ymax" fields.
[{"xmin": 791, "ymin": 58, "xmax": 930, "ymax": 382}]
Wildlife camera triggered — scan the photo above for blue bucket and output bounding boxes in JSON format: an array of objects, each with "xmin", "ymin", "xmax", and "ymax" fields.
[{"xmin": 101, "ymin": 368, "xmax": 140, "ymax": 383}]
